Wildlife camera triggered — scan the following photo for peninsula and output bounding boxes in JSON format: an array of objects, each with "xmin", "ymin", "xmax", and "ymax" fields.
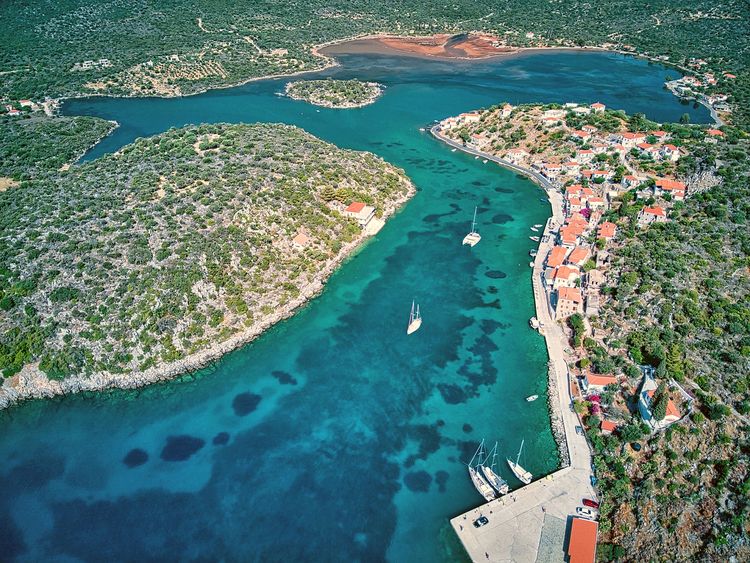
[
  {"xmin": 285, "ymin": 79, "xmax": 383, "ymax": 108},
  {"xmin": 0, "ymin": 123, "xmax": 414, "ymax": 407}
]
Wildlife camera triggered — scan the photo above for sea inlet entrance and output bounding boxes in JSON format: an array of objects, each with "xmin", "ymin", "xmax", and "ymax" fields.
[{"xmin": 0, "ymin": 50, "xmax": 708, "ymax": 561}]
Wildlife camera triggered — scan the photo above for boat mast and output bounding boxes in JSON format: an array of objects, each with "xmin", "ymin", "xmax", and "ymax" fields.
[
  {"xmin": 410, "ymin": 300, "xmax": 415, "ymax": 323},
  {"xmin": 516, "ymin": 439, "xmax": 524, "ymax": 467},
  {"xmin": 490, "ymin": 442, "xmax": 499, "ymax": 469},
  {"xmin": 416, "ymin": 303, "xmax": 420, "ymax": 320},
  {"xmin": 468, "ymin": 439, "xmax": 485, "ymax": 467},
  {"xmin": 471, "ymin": 206, "xmax": 477, "ymax": 233}
]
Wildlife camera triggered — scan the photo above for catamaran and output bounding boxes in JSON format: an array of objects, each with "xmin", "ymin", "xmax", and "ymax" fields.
[
  {"xmin": 406, "ymin": 300, "xmax": 422, "ymax": 335},
  {"xmin": 467, "ymin": 440, "xmax": 497, "ymax": 502},
  {"xmin": 481, "ymin": 442, "xmax": 510, "ymax": 495},
  {"xmin": 462, "ymin": 206, "xmax": 481, "ymax": 247},
  {"xmin": 507, "ymin": 439, "xmax": 533, "ymax": 485}
]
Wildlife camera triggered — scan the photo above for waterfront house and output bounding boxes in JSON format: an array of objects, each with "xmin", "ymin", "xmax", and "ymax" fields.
[
  {"xmin": 590, "ymin": 102, "xmax": 606, "ymax": 113},
  {"xmin": 344, "ymin": 202, "xmax": 376, "ymax": 228},
  {"xmin": 552, "ymin": 265, "xmax": 581, "ymax": 290},
  {"xmin": 459, "ymin": 111, "xmax": 481, "ymax": 123},
  {"xmin": 572, "ymin": 106, "xmax": 591, "ymax": 115},
  {"xmin": 543, "ymin": 108, "xmax": 565, "ymax": 119},
  {"xmin": 559, "ymin": 226, "xmax": 579, "ymax": 248},
  {"xmin": 505, "ymin": 148, "xmax": 529, "ymax": 163},
  {"xmin": 500, "ymin": 103, "xmax": 513, "ymax": 118},
  {"xmin": 638, "ymin": 206, "xmax": 667, "ymax": 227},
  {"xmin": 546, "ymin": 245, "xmax": 568, "ymax": 268},
  {"xmin": 554, "ymin": 286, "xmax": 583, "ymax": 320},
  {"xmin": 582, "ymin": 373, "xmax": 618, "ymax": 393},
  {"xmin": 638, "ymin": 369, "xmax": 682, "ymax": 430}
]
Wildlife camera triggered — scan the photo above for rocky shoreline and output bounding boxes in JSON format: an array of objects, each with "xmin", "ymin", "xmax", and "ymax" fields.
[
  {"xmin": 0, "ymin": 181, "xmax": 416, "ymax": 410},
  {"xmin": 284, "ymin": 80, "xmax": 383, "ymax": 109}
]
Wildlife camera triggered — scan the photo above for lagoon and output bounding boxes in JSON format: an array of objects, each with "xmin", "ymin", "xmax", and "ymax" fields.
[{"xmin": 0, "ymin": 51, "xmax": 709, "ymax": 561}]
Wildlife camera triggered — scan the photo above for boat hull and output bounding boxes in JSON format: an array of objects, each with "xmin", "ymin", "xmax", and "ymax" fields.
[
  {"xmin": 468, "ymin": 466, "xmax": 497, "ymax": 502},
  {"xmin": 462, "ymin": 233, "xmax": 481, "ymax": 246},
  {"xmin": 481, "ymin": 466, "xmax": 509, "ymax": 495},
  {"xmin": 406, "ymin": 318, "xmax": 422, "ymax": 334},
  {"xmin": 507, "ymin": 459, "xmax": 533, "ymax": 485}
]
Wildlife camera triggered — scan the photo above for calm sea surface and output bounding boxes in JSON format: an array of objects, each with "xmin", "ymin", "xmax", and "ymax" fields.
[{"xmin": 1, "ymin": 51, "xmax": 708, "ymax": 561}]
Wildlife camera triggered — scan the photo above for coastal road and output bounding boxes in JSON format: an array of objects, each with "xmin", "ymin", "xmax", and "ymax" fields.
[{"xmin": 433, "ymin": 129, "xmax": 596, "ymax": 562}]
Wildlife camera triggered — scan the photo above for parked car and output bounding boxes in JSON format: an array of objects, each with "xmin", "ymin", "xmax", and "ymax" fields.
[
  {"xmin": 575, "ymin": 425, "xmax": 584, "ymax": 436},
  {"xmin": 582, "ymin": 499, "xmax": 600, "ymax": 509},
  {"xmin": 473, "ymin": 516, "xmax": 489, "ymax": 528},
  {"xmin": 590, "ymin": 475, "xmax": 598, "ymax": 486},
  {"xmin": 576, "ymin": 507, "xmax": 596, "ymax": 519}
]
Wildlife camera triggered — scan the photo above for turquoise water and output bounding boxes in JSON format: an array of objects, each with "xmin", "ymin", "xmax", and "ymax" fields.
[{"xmin": 1, "ymin": 51, "xmax": 708, "ymax": 561}]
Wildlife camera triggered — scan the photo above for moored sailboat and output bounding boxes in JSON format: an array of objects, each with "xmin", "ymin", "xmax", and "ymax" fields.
[
  {"xmin": 467, "ymin": 440, "xmax": 497, "ymax": 501},
  {"xmin": 507, "ymin": 439, "xmax": 533, "ymax": 485},
  {"xmin": 406, "ymin": 300, "xmax": 422, "ymax": 335},
  {"xmin": 462, "ymin": 206, "xmax": 481, "ymax": 247},
  {"xmin": 481, "ymin": 442, "xmax": 509, "ymax": 495}
]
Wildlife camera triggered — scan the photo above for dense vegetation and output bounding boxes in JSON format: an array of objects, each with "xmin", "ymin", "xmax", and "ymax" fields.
[
  {"xmin": 0, "ymin": 123, "xmax": 411, "ymax": 380},
  {"xmin": 581, "ymin": 131, "xmax": 750, "ymax": 560},
  {"xmin": 286, "ymin": 79, "xmax": 382, "ymax": 108},
  {"xmin": 1, "ymin": 1, "xmax": 747, "ymax": 124},
  {"xmin": 0, "ymin": 115, "xmax": 115, "ymax": 180}
]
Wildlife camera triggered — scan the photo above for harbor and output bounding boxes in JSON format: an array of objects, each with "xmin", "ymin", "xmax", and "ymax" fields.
[{"xmin": 435, "ymin": 127, "xmax": 598, "ymax": 562}]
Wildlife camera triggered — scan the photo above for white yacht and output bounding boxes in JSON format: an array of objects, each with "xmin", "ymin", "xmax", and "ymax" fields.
[
  {"xmin": 507, "ymin": 439, "xmax": 533, "ymax": 485},
  {"xmin": 462, "ymin": 207, "xmax": 481, "ymax": 247},
  {"xmin": 406, "ymin": 300, "xmax": 422, "ymax": 335}
]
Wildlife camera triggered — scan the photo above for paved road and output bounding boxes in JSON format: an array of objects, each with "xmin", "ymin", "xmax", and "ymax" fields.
[{"xmin": 434, "ymin": 129, "xmax": 596, "ymax": 562}]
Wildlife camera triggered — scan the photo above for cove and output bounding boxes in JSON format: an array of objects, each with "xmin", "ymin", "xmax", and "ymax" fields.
[{"xmin": 0, "ymin": 51, "xmax": 709, "ymax": 561}]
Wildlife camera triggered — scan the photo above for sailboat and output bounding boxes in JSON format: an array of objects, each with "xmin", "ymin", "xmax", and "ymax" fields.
[
  {"xmin": 481, "ymin": 442, "xmax": 510, "ymax": 495},
  {"xmin": 406, "ymin": 300, "xmax": 422, "ymax": 335},
  {"xmin": 467, "ymin": 440, "xmax": 497, "ymax": 502},
  {"xmin": 462, "ymin": 207, "xmax": 481, "ymax": 247},
  {"xmin": 507, "ymin": 439, "xmax": 533, "ymax": 485}
]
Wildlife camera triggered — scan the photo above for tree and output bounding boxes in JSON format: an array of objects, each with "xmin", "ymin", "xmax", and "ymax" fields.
[
  {"xmin": 651, "ymin": 382, "xmax": 668, "ymax": 420},
  {"xmin": 679, "ymin": 113, "xmax": 690, "ymax": 124}
]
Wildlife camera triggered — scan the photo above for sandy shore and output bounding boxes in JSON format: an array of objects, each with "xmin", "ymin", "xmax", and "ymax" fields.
[{"xmin": 0, "ymin": 181, "xmax": 416, "ymax": 410}]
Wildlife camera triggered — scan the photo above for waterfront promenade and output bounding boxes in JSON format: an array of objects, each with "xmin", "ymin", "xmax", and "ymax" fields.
[{"xmin": 433, "ymin": 127, "xmax": 597, "ymax": 562}]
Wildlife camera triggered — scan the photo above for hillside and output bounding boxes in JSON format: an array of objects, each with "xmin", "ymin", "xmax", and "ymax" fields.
[
  {"xmin": 1, "ymin": 1, "xmax": 747, "ymax": 124},
  {"xmin": 0, "ymin": 123, "xmax": 414, "ymax": 402}
]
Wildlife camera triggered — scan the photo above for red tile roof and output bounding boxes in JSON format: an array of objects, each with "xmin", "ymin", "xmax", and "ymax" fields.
[
  {"xmin": 567, "ymin": 246, "xmax": 590, "ymax": 265},
  {"xmin": 587, "ymin": 373, "xmax": 618, "ymax": 386},
  {"xmin": 600, "ymin": 419, "xmax": 619, "ymax": 433},
  {"xmin": 345, "ymin": 202, "xmax": 366, "ymax": 213},
  {"xmin": 597, "ymin": 222, "xmax": 616, "ymax": 239},
  {"xmin": 707, "ymin": 129, "xmax": 725, "ymax": 137},
  {"xmin": 568, "ymin": 518, "xmax": 598, "ymax": 563},
  {"xmin": 558, "ymin": 286, "xmax": 583, "ymax": 303},
  {"xmin": 547, "ymin": 246, "xmax": 568, "ymax": 268},
  {"xmin": 643, "ymin": 206, "xmax": 666, "ymax": 217}
]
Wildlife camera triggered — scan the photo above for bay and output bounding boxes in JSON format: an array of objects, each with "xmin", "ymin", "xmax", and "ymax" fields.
[{"xmin": 0, "ymin": 51, "xmax": 708, "ymax": 561}]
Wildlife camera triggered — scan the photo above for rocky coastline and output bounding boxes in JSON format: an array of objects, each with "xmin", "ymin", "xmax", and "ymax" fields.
[{"xmin": 0, "ymin": 181, "xmax": 416, "ymax": 410}]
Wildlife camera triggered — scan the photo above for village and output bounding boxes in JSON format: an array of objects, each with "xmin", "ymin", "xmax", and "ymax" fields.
[
  {"xmin": 439, "ymin": 100, "xmax": 718, "ymax": 436},
  {"xmin": 434, "ymin": 99, "xmax": 727, "ymax": 560}
]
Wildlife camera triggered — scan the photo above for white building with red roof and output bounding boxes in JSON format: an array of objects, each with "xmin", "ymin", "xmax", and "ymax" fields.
[
  {"xmin": 344, "ymin": 202, "xmax": 376, "ymax": 227},
  {"xmin": 590, "ymin": 102, "xmax": 606, "ymax": 113},
  {"xmin": 638, "ymin": 206, "xmax": 667, "ymax": 227},
  {"xmin": 555, "ymin": 287, "xmax": 583, "ymax": 320}
]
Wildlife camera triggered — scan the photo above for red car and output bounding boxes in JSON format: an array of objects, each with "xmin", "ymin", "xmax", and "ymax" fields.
[{"xmin": 583, "ymin": 498, "xmax": 600, "ymax": 509}]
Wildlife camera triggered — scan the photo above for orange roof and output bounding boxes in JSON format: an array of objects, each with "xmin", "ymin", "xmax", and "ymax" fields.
[
  {"xmin": 558, "ymin": 286, "xmax": 583, "ymax": 303},
  {"xmin": 569, "ymin": 197, "xmax": 582, "ymax": 206},
  {"xmin": 655, "ymin": 178, "xmax": 686, "ymax": 190},
  {"xmin": 666, "ymin": 399, "xmax": 681, "ymax": 419},
  {"xmin": 345, "ymin": 201, "xmax": 366, "ymax": 213},
  {"xmin": 567, "ymin": 246, "xmax": 590, "ymax": 265},
  {"xmin": 600, "ymin": 419, "xmax": 619, "ymax": 432},
  {"xmin": 568, "ymin": 517, "xmax": 598, "ymax": 563},
  {"xmin": 651, "ymin": 130, "xmax": 668, "ymax": 137},
  {"xmin": 707, "ymin": 129, "xmax": 725, "ymax": 136},
  {"xmin": 643, "ymin": 206, "xmax": 666, "ymax": 217},
  {"xmin": 547, "ymin": 246, "xmax": 568, "ymax": 268},
  {"xmin": 560, "ymin": 227, "xmax": 579, "ymax": 244},
  {"xmin": 587, "ymin": 373, "xmax": 617, "ymax": 386},
  {"xmin": 598, "ymin": 222, "xmax": 616, "ymax": 239},
  {"xmin": 555, "ymin": 265, "xmax": 580, "ymax": 280},
  {"xmin": 568, "ymin": 184, "xmax": 584, "ymax": 194},
  {"xmin": 591, "ymin": 102, "xmax": 605, "ymax": 108},
  {"xmin": 292, "ymin": 232, "xmax": 310, "ymax": 246},
  {"xmin": 622, "ymin": 132, "xmax": 645, "ymax": 140}
]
